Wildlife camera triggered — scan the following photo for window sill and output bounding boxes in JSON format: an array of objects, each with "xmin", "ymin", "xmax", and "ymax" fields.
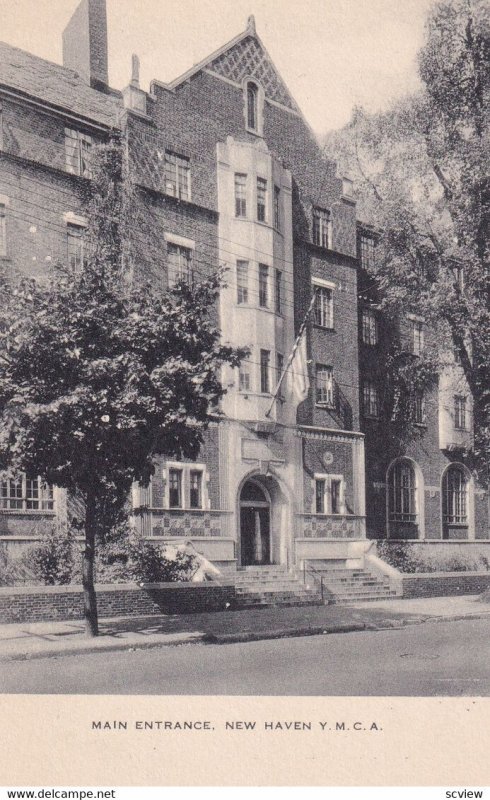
[
  {"xmin": 414, "ymin": 422, "xmax": 428, "ymax": 429},
  {"xmin": 362, "ymin": 414, "xmax": 380, "ymax": 420},
  {"xmin": 316, "ymin": 403, "xmax": 335, "ymax": 410},
  {"xmin": 0, "ymin": 509, "xmax": 56, "ymax": 516},
  {"xmin": 313, "ymin": 324, "xmax": 335, "ymax": 333}
]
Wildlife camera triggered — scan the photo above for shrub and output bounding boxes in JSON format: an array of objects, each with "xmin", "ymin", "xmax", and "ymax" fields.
[
  {"xmin": 0, "ymin": 544, "xmax": 23, "ymax": 586},
  {"xmin": 126, "ymin": 536, "xmax": 198, "ymax": 583},
  {"xmin": 376, "ymin": 540, "xmax": 420, "ymax": 573},
  {"xmin": 28, "ymin": 525, "xmax": 76, "ymax": 585}
]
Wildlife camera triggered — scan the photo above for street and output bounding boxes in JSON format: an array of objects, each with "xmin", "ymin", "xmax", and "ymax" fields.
[{"xmin": 2, "ymin": 617, "xmax": 490, "ymax": 695}]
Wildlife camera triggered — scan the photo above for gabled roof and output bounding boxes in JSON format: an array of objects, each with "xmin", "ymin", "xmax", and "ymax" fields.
[
  {"xmin": 0, "ymin": 40, "xmax": 121, "ymax": 129},
  {"xmin": 159, "ymin": 17, "xmax": 301, "ymax": 115}
]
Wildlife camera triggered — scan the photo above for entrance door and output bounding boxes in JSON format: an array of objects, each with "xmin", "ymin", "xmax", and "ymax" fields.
[{"xmin": 240, "ymin": 481, "xmax": 271, "ymax": 566}]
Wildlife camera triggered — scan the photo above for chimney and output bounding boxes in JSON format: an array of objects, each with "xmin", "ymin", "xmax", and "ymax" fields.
[{"xmin": 62, "ymin": 0, "xmax": 109, "ymax": 90}]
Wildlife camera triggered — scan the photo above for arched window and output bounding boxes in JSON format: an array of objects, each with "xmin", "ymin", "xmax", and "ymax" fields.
[
  {"xmin": 388, "ymin": 460, "xmax": 416, "ymax": 522},
  {"xmin": 247, "ymin": 82, "xmax": 259, "ymax": 131},
  {"xmin": 442, "ymin": 466, "xmax": 468, "ymax": 526}
]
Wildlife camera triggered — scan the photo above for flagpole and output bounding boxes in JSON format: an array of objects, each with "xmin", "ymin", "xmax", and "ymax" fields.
[{"xmin": 265, "ymin": 290, "xmax": 317, "ymax": 419}]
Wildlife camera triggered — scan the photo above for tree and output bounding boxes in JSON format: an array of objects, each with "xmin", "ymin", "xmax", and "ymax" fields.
[
  {"xmin": 324, "ymin": 0, "xmax": 489, "ymax": 471},
  {"xmin": 0, "ymin": 138, "xmax": 245, "ymax": 636}
]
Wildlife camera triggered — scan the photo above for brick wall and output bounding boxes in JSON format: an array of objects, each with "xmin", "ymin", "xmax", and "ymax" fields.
[
  {"xmin": 295, "ymin": 245, "xmax": 359, "ymax": 429},
  {"xmin": 0, "ymin": 581, "xmax": 236, "ymax": 624},
  {"xmin": 142, "ymin": 70, "xmax": 355, "ymax": 256},
  {"xmin": 401, "ymin": 572, "xmax": 490, "ymax": 598},
  {"xmin": 0, "ymin": 150, "xmax": 87, "ymax": 281},
  {"xmin": 302, "ymin": 437, "xmax": 355, "ymax": 514}
]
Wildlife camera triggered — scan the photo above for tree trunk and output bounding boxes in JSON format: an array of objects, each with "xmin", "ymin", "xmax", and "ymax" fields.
[{"xmin": 83, "ymin": 488, "xmax": 99, "ymax": 637}]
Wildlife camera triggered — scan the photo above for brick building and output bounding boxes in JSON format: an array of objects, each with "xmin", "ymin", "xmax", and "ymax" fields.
[
  {"xmin": 0, "ymin": 0, "xmax": 487, "ymax": 574},
  {"xmin": 357, "ymin": 224, "xmax": 489, "ymax": 544}
]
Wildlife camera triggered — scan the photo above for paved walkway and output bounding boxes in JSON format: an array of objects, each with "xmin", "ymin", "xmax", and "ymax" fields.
[{"xmin": 1, "ymin": 594, "xmax": 490, "ymax": 662}]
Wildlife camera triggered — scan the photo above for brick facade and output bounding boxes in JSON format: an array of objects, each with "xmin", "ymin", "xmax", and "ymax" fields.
[
  {"xmin": 1, "ymin": 1, "xmax": 486, "ymax": 582},
  {"xmin": 357, "ymin": 226, "xmax": 489, "ymax": 542}
]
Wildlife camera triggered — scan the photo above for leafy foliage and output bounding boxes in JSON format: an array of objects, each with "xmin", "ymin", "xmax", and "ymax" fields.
[
  {"xmin": 27, "ymin": 525, "xmax": 76, "ymax": 586},
  {"xmin": 124, "ymin": 537, "xmax": 198, "ymax": 584},
  {"xmin": 324, "ymin": 0, "xmax": 490, "ymax": 471},
  {"xmin": 0, "ymin": 137, "xmax": 246, "ymax": 633},
  {"xmin": 376, "ymin": 539, "xmax": 490, "ymax": 573}
]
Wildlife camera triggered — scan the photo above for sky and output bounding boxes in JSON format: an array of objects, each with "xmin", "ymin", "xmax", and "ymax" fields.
[{"xmin": 0, "ymin": 0, "xmax": 434, "ymax": 135}]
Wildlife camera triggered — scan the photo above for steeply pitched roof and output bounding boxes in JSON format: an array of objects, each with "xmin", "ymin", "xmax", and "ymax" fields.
[
  {"xmin": 0, "ymin": 40, "xmax": 121, "ymax": 129},
  {"xmin": 157, "ymin": 17, "xmax": 301, "ymax": 115}
]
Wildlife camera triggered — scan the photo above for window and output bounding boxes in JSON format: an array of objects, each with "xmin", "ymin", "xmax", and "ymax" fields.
[
  {"xmin": 388, "ymin": 461, "xmax": 416, "ymax": 522},
  {"xmin": 259, "ymin": 264, "xmax": 269, "ymax": 308},
  {"xmin": 189, "ymin": 471, "xmax": 203, "ymax": 509},
  {"xmin": 0, "ymin": 101, "xmax": 3, "ymax": 150},
  {"xmin": 0, "ymin": 475, "xmax": 54, "ymax": 512},
  {"xmin": 315, "ymin": 475, "xmax": 344, "ymax": 515},
  {"xmin": 361, "ymin": 308, "xmax": 378, "ymax": 345},
  {"xmin": 168, "ymin": 469, "xmax": 182, "ymax": 508},
  {"xmin": 260, "ymin": 349, "xmax": 270, "ymax": 393},
  {"xmin": 67, "ymin": 223, "xmax": 87, "ymax": 271},
  {"xmin": 274, "ymin": 185, "xmax": 281, "ymax": 230},
  {"xmin": 315, "ymin": 479, "xmax": 326, "ymax": 514},
  {"xmin": 235, "ymin": 173, "xmax": 247, "ymax": 218},
  {"xmin": 454, "ymin": 395, "xmax": 467, "ymax": 430},
  {"xmin": 411, "ymin": 319, "xmax": 424, "ymax": 355},
  {"xmin": 412, "ymin": 391, "xmax": 426, "ymax": 424},
  {"xmin": 316, "ymin": 364, "xmax": 333, "ymax": 406},
  {"xmin": 247, "ymin": 82, "xmax": 258, "ymax": 130},
  {"xmin": 164, "ymin": 151, "xmax": 190, "ymax": 201},
  {"xmin": 442, "ymin": 466, "xmax": 468, "ymax": 525},
  {"xmin": 167, "ymin": 242, "xmax": 193, "ymax": 286},
  {"xmin": 314, "ymin": 286, "xmax": 333, "ymax": 329},
  {"xmin": 360, "ymin": 235, "xmax": 376, "ymax": 270},
  {"xmin": 453, "ymin": 264, "xmax": 465, "ymax": 292},
  {"xmin": 363, "ymin": 381, "xmax": 379, "ymax": 418},
  {"xmin": 239, "ymin": 364, "xmax": 251, "ymax": 392},
  {"xmin": 276, "ymin": 353, "xmax": 284, "ymax": 398},
  {"xmin": 331, "ymin": 479, "xmax": 342, "ymax": 515},
  {"xmin": 236, "ymin": 260, "xmax": 249, "ymax": 304},
  {"xmin": 0, "ymin": 203, "xmax": 6, "ymax": 257},
  {"xmin": 313, "ymin": 207, "xmax": 331, "ymax": 248},
  {"xmin": 275, "ymin": 269, "xmax": 282, "ymax": 314},
  {"xmin": 65, "ymin": 128, "xmax": 92, "ymax": 178},
  {"xmin": 257, "ymin": 177, "xmax": 267, "ymax": 222}
]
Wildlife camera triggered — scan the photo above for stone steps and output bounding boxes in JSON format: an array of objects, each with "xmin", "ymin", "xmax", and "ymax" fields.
[
  {"xmin": 233, "ymin": 566, "xmax": 322, "ymax": 608},
  {"xmin": 231, "ymin": 564, "xmax": 396, "ymax": 607},
  {"xmin": 320, "ymin": 568, "xmax": 395, "ymax": 603}
]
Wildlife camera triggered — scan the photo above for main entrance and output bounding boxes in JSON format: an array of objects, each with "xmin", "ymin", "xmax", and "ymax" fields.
[{"xmin": 239, "ymin": 480, "xmax": 271, "ymax": 566}]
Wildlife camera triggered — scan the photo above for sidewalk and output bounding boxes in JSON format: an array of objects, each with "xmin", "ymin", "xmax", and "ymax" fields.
[{"xmin": 1, "ymin": 594, "xmax": 490, "ymax": 662}]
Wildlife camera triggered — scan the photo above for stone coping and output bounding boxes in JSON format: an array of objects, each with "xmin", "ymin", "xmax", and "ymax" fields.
[
  {"xmin": 0, "ymin": 580, "xmax": 235, "ymax": 596},
  {"xmin": 401, "ymin": 570, "xmax": 490, "ymax": 578}
]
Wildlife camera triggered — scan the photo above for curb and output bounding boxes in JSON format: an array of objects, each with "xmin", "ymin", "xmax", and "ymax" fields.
[
  {"xmin": 0, "ymin": 632, "xmax": 206, "ymax": 663},
  {"xmin": 2, "ymin": 610, "xmax": 490, "ymax": 662},
  {"xmin": 202, "ymin": 622, "xmax": 371, "ymax": 645}
]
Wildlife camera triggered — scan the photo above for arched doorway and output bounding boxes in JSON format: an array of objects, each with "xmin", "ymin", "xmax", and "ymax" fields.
[{"xmin": 239, "ymin": 480, "xmax": 271, "ymax": 566}]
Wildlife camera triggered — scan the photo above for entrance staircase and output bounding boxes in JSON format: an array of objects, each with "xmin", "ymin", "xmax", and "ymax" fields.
[
  {"xmin": 232, "ymin": 565, "xmax": 397, "ymax": 607},
  {"xmin": 320, "ymin": 567, "xmax": 397, "ymax": 604},
  {"xmin": 233, "ymin": 565, "xmax": 322, "ymax": 608}
]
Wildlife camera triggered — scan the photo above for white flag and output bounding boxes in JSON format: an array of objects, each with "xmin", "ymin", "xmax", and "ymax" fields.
[{"xmin": 288, "ymin": 328, "xmax": 309, "ymax": 405}]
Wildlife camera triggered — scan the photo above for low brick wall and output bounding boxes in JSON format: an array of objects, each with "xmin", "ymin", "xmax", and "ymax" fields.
[
  {"xmin": 0, "ymin": 582, "xmax": 236, "ymax": 624},
  {"xmin": 401, "ymin": 571, "xmax": 490, "ymax": 599}
]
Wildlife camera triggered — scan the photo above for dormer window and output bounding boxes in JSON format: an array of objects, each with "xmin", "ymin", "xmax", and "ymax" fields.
[{"xmin": 244, "ymin": 79, "xmax": 264, "ymax": 135}]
